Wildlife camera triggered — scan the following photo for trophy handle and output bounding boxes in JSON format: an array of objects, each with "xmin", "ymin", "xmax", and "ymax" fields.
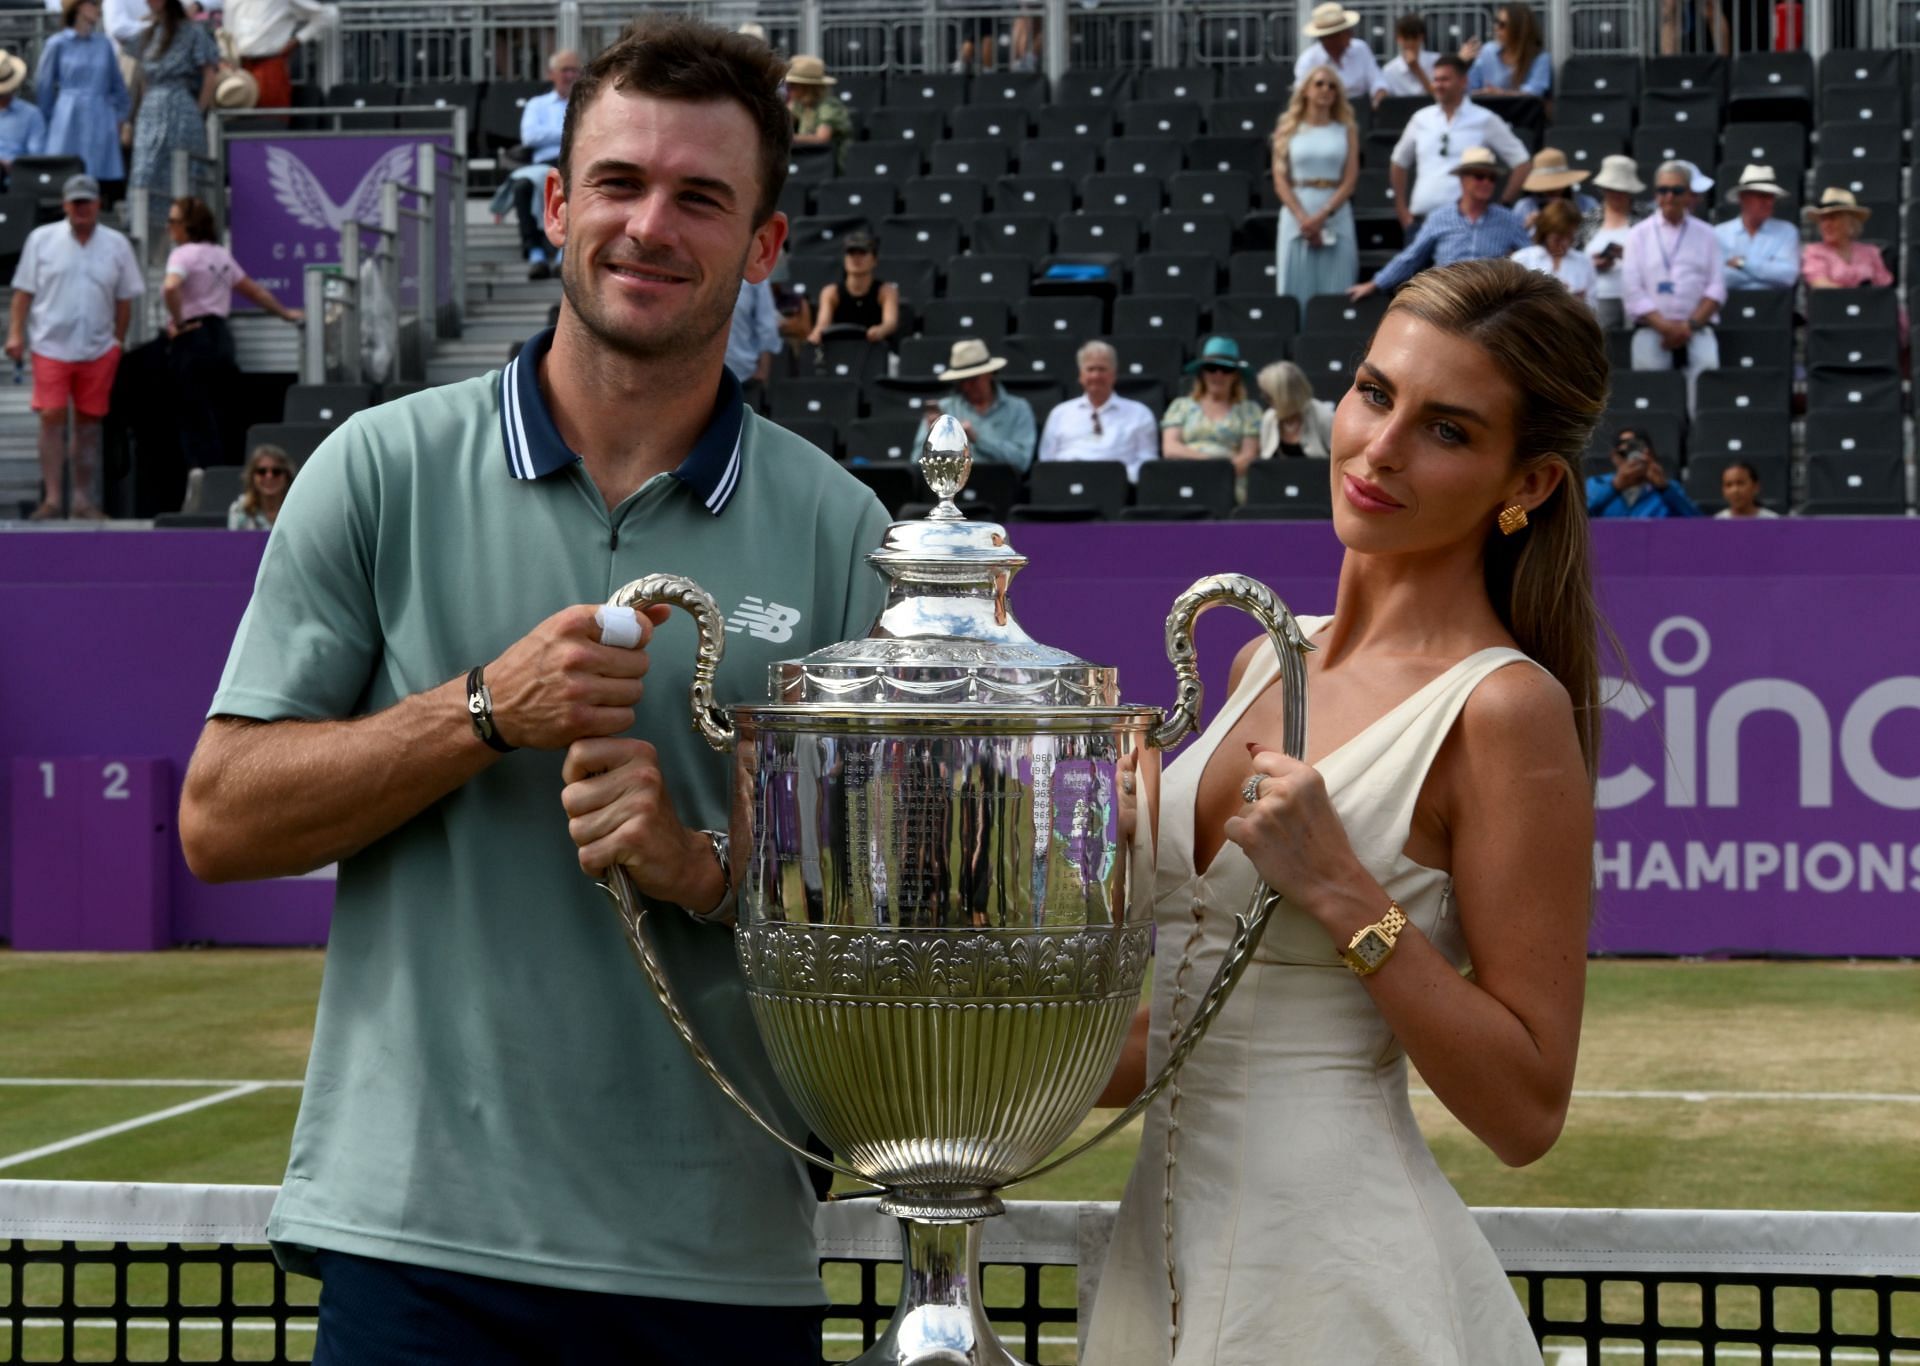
[{"xmin": 607, "ymin": 573, "xmax": 735, "ymax": 753}]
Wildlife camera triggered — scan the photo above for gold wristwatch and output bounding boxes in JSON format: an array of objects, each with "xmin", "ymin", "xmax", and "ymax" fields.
[{"xmin": 1343, "ymin": 901, "xmax": 1408, "ymax": 976}]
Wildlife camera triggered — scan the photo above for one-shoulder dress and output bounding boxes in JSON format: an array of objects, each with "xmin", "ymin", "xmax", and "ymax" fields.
[{"xmin": 1084, "ymin": 619, "xmax": 1545, "ymax": 1365}]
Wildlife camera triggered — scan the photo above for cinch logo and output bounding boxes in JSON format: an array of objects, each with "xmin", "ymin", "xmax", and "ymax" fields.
[{"xmin": 726, "ymin": 597, "xmax": 802, "ymax": 643}]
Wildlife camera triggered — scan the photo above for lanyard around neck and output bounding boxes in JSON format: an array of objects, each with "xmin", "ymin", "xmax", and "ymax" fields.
[{"xmin": 1656, "ymin": 218, "xmax": 1688, "ymax": 278}]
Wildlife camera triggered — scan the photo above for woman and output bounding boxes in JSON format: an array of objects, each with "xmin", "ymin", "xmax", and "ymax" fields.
[
  {"xmin": 37, "ymin": 0, "xmax": 131, "ymax": 185},
  {"xmin": 130, "ymin": 0, "xmax": 219, "ymax": 210},
  {"xmin": 806, "ymin": 231, "xmax": 899, "ymax": 345},
  {"xmin": 1256, "ymin": 359, "xmax": 1335, "ymax": 459},
  {"xmin": 1161, "ymin": 336, "xmax": 1262, "ymax": 478},
  {"xmin": 228, "ymin": 444, "xmax": 295, "ymax": 530},
  {"xmin": 1512, "ymin": 199, "xmax": 1596, "ymax": 310},
  {"xmin": 1513, "ymin": 148, "xmax": 1598, "ymax": 232},
  {"xmin": 1801, "ymin": 189, "xmax": 1905, "ymax": 344},
  {"xmin": 1271, "ymin": 63, "xmax": 1359, "ymax": 304},
  {"xmin": 1584, "ymin": 154, "xmax": 1645, "ymax": 330},
  {"xmin": 1087, "ymin": 259, "xmax": 1604, "ymax": 1364},
  {"xmin": 1716, "ymin": 460, "xmax": 1778, "ymax": 519},
  {"xmin": 1462, "ymin": 2, "xmax": 1552, "ymax": 97},
  {"xmin": 164, "ymin": 196, "xmax": 303, "ymax": 469}
]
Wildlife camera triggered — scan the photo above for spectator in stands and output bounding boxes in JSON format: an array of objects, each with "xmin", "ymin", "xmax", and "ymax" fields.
[
  {"xmin": 1255, "ymin": 360, "xmax": 1334, "ymax": 459},
  {"xmin": 1272, "ymin": 64, "xmax": 1360, "ymax": 303},
  {"xmin": 1294, "ymin": 3, "xmax": 1382, "ymax": 103},
  {"xmin": 1513, "ymin": 149, "xmax": 1597, "ymax": 230},
  {"xmin": 1511, "ymin": 200, "xmax": 1595, "ymax": 310},
  {"xmin": 1585, "ymin": 155, "xmax": 1645, "ymax": 330},
  {"xmin": 38, "ymin": 0, "xmax": 131, "ymax": 187},
  {"xmin": 1389, "ymin": 56, "xmax": 1530, "ymax": 226},
  {"xmin": 1586, "ymin": 424, "xmax": 1700, "ymax": 518},
  {"xmin": 1802, "ymin": 188, "xmax": 1894, "ymax": 292},
  {"xmin": 129, "ymin": 0, "xmax": 219, "ymax": 217},
  {"xmin": 162, "ymin": 194, "xmax": 302, "ymax": 470},
  {"xmin": 1623, "ymin": 160, "xmax": 1724, "ymax": 411},
  {"xmin": 1714, "ymin": 166, "xmax": 1797, "ymax": 293},
  {"xmin": 4, "ymin": 174, "xmax": 142, "ymax": 520},
  {"xmin": 1037, "ymin": 340, "xmax": 1159, "ymax": 480},
  {"xmin": 806, "ymin": 230, "xmax": 899, "ymax": 346},
  {"xmin": 508, "ymin": 49, "xmax": 578, "ymax": 281},
  {"xmin": 223, "ymin": 0, "xmax": 336, "ymax": 110},
  {"xmin": 0, "ymin": 51, "xmax": 45, "ymax": 191},
  {"xmin": 923, "ymin": 338, "xmax": 1036, "ymax": 471},
  {"xmin": 1376, "ymin": 14, "xmax": 1439, "ymax": 102},
  {"xmin": 1352, "ymin": 147, "xmax": 1530, "ymax": 301},
  {"xmin": 725, "ymin": 275, "xmax": 782, "ymax": 388},
  {"xmin": 786, "ymin": 54, "xmax": 850, "ymax": 172},
  {"xmin": 227, "ymin": 443, "xmax": 295, "ymax": 529},
  {"xmin": 1460, "ymin": 2, "xmax": 1552, "ymax": 98},
  {"xmin": 1162, "ymin": 336, "xmax": 1261, "ymax": 479},
  {"xmin": 1716, "ymin": 460, "xmax": 1777, "ymax": 519}
]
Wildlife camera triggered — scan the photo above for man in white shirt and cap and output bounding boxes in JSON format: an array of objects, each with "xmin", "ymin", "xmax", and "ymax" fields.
[
  {"xmin": 1294, "ymin": 3, "xmax": 1382, "ymax": 103},
  {"xmin": 1713, "ymin": 164, "xmax": 1799, "ymax": 292},
  {"xmin": 1389, "ymin": 54, "xmax": 1531, "ymax": 226},
  {"xmin": 1036, "ymin": 341, "xmax": 1159, "ymax": 481}
]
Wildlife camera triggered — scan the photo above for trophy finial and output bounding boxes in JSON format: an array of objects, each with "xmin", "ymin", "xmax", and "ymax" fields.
[{"xmin": 918, "ymin": 413, "xmax": 971, "ymax": 518}]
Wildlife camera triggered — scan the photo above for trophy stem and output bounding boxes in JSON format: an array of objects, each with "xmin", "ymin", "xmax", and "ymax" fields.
[{"xmin": 851, "ymin": 1216, "xmax": 1027, "ymax": 1366}]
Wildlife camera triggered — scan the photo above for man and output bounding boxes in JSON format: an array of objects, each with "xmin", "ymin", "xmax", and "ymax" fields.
[
  {"xmin": 1294, "ymin": 3, "xmax": 1381, "ymax": 102},
  {"xmin": 785, "ymin": 54, "xmax": 850, "ymax": 171},
  {"xmin": 0, "ymin": 50, "xmax": 45, "ymax": 190},
  {"xmin": 1375, "ymin": 13, "xmax": 1439, "ymax": 101},
  {"xmin": 725, "ymin": 274, "xmax": 782, "ymax": 387},
  {"xmin": 5, "ymin": 175, "xmax": 142, "ymax": 520},
  {"xmin": 1036, "ymin": 340, "xmax": 1158, "ymax": 481},
  {"xmin": 510, "ymin": 49, "xmax": 579, "ymax": 281},
  {"xmin": 1622, "ymin": 159, "xmax": 1726, "ymax": 412},
  {"xmin": 1350, "ymin": 147, "xmax": 1530, "ymax": 300},
  {"xmin": 1714, "ymin": 164, "xmax": 1799, "ymax": 292},
  {"xmin": 224, "ymin": 0, "xmax": 338, "ymax": 110},
  {"xmin": 920, "ymin": 338, "xmax": 1036, "ymax": 470},
  {"xmin": 1389, "ymin": 55, "xmax": 1531, "ymax": 225},
  {"xmin": 1586, "ymin": 426, "xmax": 1701, "ymax": 518},
  {"xmin": 178, "ymin": 19, "xmax": 890, "ymax": 1362}
]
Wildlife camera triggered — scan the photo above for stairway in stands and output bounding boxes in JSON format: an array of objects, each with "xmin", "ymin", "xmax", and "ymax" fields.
[{"xmin": 0, "ymin": 316, "xmax": 39, "ymax": 517}]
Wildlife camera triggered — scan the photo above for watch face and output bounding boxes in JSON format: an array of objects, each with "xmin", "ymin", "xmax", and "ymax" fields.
[{"xmin": 1354, "ymin": 930, "xmax": 1390, "ymax": 967}]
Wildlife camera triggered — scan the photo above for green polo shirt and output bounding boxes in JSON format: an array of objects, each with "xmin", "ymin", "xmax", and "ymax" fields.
[{"xmin": 210, "ymin": 329, "xmax": 890, "ymax": 1303}]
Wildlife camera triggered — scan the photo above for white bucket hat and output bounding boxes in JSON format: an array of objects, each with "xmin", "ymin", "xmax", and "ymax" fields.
[
  {"xmin": 1591, "ymin": 155, "xmax": 1645, "ymax": 195},
  {"xmin": 1303, "ymin": 3, "xmax": 1362, "ymax": 38},
  {"xmin": 941, "ymin": 338, "xmax": 1008, "ymax": 382}
]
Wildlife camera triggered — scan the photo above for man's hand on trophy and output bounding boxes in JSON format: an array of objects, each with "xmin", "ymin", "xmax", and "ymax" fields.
[
  {"xmin": 483, "ymin": 604, "xmax": 672, "ymax": 750},
  {"xmin": 560, "ymin": 738, "xmax": 723, "ymax": 911}
]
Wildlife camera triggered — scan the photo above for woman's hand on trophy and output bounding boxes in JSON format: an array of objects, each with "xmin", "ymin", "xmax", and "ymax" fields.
[
  {"xmin": 1224, "ymin": 743, "xmax": 1377, "ymax": 929},
  {"xmin": 484, "ymin": 604, "xmax": 672, "ymax": 750},
  {"xmin": 560, "ymin": 737, "xmax": 725, "ymax": 912}
]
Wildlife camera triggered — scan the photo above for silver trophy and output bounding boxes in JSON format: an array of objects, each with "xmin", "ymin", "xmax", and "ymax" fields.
[{"xmin": 602, "ymin": 415, "xmax": 1312, "ymax": 1366}]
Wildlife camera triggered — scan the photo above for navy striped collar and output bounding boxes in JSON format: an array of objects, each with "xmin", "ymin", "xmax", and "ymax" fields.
[{"xmin": 497, "ymin": 328, "xmax": 745, "ymax": 515}]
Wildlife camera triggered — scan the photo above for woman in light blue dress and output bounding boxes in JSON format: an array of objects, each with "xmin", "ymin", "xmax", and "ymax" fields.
[
  {"xmin": 38, "ymin": 0, "xmax": 131, "ymax": 184},
  {"xmin": 1271, "ymin": 64, "xmax": 1359, "ymax": 304}
]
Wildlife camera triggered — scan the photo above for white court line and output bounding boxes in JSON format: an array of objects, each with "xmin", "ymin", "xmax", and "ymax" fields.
[
  {"xmin": 0, "ymin": 1078, "xmax": 303, "ymax": 1089},
  {"xmin": 0, "ymin": 1084, "xmax": 265, "ymax": 1171}
]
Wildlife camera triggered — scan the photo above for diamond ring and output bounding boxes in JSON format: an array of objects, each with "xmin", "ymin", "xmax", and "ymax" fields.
[{"xmin": 1240, "ymin": 774, "xmax": 1264, "ymax": 803}]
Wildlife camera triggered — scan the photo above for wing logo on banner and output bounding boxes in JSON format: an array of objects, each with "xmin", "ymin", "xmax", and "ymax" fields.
[{"xmin": 265, "ymin": 144, "xmax": 420, "ymax": 232}]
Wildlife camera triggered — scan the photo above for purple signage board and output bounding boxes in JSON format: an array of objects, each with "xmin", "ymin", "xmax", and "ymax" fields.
[
  {"xmin": 0, "ymin": 522, "xmax": 1915, "ymax": 956},
  {"xmin": 225, "ymin": 134, "xmax": 454, "ymax": 312}
]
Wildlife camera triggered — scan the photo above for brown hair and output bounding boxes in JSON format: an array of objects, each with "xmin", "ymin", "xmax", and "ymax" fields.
[
  {"xmin": 1395, "ymin": 12, "xmax": 1428, "ymax": 40},
  {"xmin": 1498, "ymin": 2, "xmax": 1545, "ymax": 88},
  {"xmin": 1531, "ymin": 197, "xmax": 1580, "ymax": 246},
  {"xmin": 1382, "ymin": 258, "xmax": 1612, "ymax": 778},
  {"xmin": 173, "ymin": 195, "xmax": 216, "ymax": 244},
  {"xmin": 141, "ymin": 0, "xmax": 188, "ymax": 58},
  {"xmin": 558, "ymin": 14, "xmax": 791, "ymax": 223}
]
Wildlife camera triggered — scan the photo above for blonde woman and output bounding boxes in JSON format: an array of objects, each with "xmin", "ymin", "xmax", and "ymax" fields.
[
  {"xmin": 1089, "ymin": 259, "xmax": 1607, "ymax": 1363},
  {"xmin": 1256, "ymin": 359, "xmax": 1335, "ymax": 459},
  {"xmin": 228, "ymin": 444, "xmax": 295, "ymax": 530},
  {"xmin": 1272, "ymin": 63, "xmax": 1360, "ymax": 303}
]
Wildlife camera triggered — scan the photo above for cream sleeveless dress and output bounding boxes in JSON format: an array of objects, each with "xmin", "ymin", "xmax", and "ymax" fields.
[{"xmin": 1084, "ymin": 619, "xmax": 1544, "ymax": 1365}]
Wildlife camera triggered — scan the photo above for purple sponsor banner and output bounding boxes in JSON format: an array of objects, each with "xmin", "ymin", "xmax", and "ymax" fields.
[
  {"xmin": 1, "ymin": 522, "xmax": 1915, "ymax": 954},
  {"xmin": 225, "ymin": 135, "xmax": 454, "ymax": 311}
]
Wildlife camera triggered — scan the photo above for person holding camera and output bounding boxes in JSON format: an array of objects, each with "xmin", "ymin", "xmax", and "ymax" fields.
[{"xmin": 1585, "ymin": 425, "xmax": 1700, "ymax": 518}]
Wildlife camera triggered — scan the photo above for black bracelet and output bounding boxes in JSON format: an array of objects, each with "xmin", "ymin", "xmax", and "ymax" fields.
[{"xmin": 465, "ymin": 666, "xmax": 515, "ymax": 753}]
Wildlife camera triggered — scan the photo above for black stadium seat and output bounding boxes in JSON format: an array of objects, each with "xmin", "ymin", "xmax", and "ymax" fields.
[
  {"xmin": 1148, "ymin": 210, "xmax": 1233, "ymax": 257},
  {"xmin": 970, "ymin": 72, "xmax": 1047, "ymax": 107},
  {"xmin": 1115, "ymin": 295, "xmax": 1201, "ymax": 338},
  {"xmin": 1026, "ymin": 461, "xmax": 1131, "ymax": 519},
  {"xmin": 1553, "ymin": 94, "xmax": 1635, "ymax": 131},
  {"xmin": 949, "ymin": 106, "xmax": 1030, "ymax": 142},
  {"xmin": 1204, "ymin": 98, "xmax": 1274, "ymax": 138},
  {"xmin": 1222, "ymin": 65, "xmax": 1292, "ymax": 100},
  {"xmin": 1632, "ymin": 126, "xmax": 1717, "ymax": 175},
  {"xmin": 994, "ymin": 175, "xmax": 1074, "ymax": 217},
  {"xmin": 1695, "ymin": 366, "xmax": 1790, "ymax": 416},
  {"xmin": 1803, "ymin": 454, "xmax": 1908, "ymax": 513},
  {"xmin": 1019, "ymin": 138, "xmax": 1098, "ymax": 180},
  {"xmin": 1608, "ymin": 371, "xmax": 1689, "ymax": 417},
  {"xmin": 244, "ymin": 422, "xmax": 332, "ymax": 465},
  {"xmin": 1719, "ymin": 289, "xmax": 1794, "ymax": 333},
  {"xmin": 1304, "ymin": 292, "xmax": 1389, "ymax": 334},
  {"xmin": 885, "ymin": 72, "xmax": 968, "ymax": 108},
  {"xmin": 843, "ymin": 418, "xmax": 916, "ymax": 463},
  {"xmin": 1245, "ymin": 462, "xmax": 1334, "ymax": 517},
  {"xmin": 1806, "ymin": 328, "xmax": 1900, "ymax": 374},
  {"xmin": 1169, "ymin": 171, "xmax": 1253, "ymax": 215},
  {"xmin": 864, "ymin": 106, "xmax": 946, "ymax": 145},
  {"xmin": 1035, "ymin": 104, "xmax": 1116, "ymax": 141},
  {"xmin": 1211, "ymin": 293, "xmax": 1298, "ymax": 341},
  {"xmin": 1813, "ymin": 124, "xmax": 1902, "ymax": 168},
  {"xmin": 1016, "ymin": 296, "xmax": 1105, "ymax": 340},
  {"xmin": 282, "ymin": 384, "xmax": 376, "ymax": 429},
  {"xmin": 1137, "ymin": 252, "xmax": 1218, "ymax": 295},
  {"xmin": 1561, "ymin": 55, "xmax": 1643, "ymax": 101},
  {"xmin": 1056, "ymin": 212, "xmax": 1142, "ymax": 259},
  {"xmin": 1807, "ymin": 363, "xmax": 1903, "ymax": 415},
  {"xmin": 1081, "ymin": 173, "xmax": 1164, "ymax": 214},
  {"xmin": 920, "ymin": 298, "xmax": 1009, "ymax": 340},
  {"xmin": 1121, "ymin": 100, "xmax": 1203, "ymax": 141},
  {"xmin": 902, "ymin": 177, "xmax": 985, "ymax": 219},
  {"xmin": 844, "ymin": 141, "xmax": 925, "ymax": 180},
  {"xmin": 1551, "ymin": 128, "xmax": 1629, "ymax": 173},
  {"xmin": 1715, "ymin": 327, "xmax": 1793, "ymax": 372},
  {"xmin": 969, "ymin": 214, "xmax": 1053, "ymax": 259},
  {"xmin": 476, "ymin": 80, "xmax": 547, "ymax": 152},
  {"xmin": 1055, "ymin": 69, "xmax": 1131, "ymax": 105},
  {"xmin": 1134, "ymin": 458, "xmax": 1235, "ymax": 515},
  {"xmin": 930, "ymin": 141, "xmax": 1011, "ymax": 180},
  {"xmin": 945, "ymin": 255, "xmax": 1030, "ymax": 301},
  {"xmin": 1720, "ymin": 122, "xmax": 1807, "ymax": 177},
  {"xmin": 1135, "ymin": 66, "xmax": 1219, "ymax": 102},
  {"xmin": 1807, "ymin": 287, "xmax": 1901, "ymax": 331},
  {"xmin": 882, "ymin": 215, "xmax": 962, "ymax": 258},
  {"xmin": 1292, "ymin": 334, "xmax": 1365, "ymax": 402},
  {"xmin": 1640, "ymin": 87, "xmax": 1722, "ymax": 132},
  {"xmin": 1687, "ymin": 411, "xmax": 1790, "ymax": 461},
  {"xmin": 1102, "ymin": 137, "xmax": 1184, "ymax": 179},
  {"xmin": 1647, "ymin": 53, "xmax": 1728, "ymax": 96},
  {"xmin": 0, "ymin": 192, "xmax": 36, "ymax": 273},
  {"xmin": 10, "ymin": 155, "xmax": 84, "ymax": 202},
  {"xmin": 814, "ymin": 179, "xmax": 898, "ymax": 219},
  {"xmin": 1109, "ymin": 335, "xmax": 1185, "ymax": 383},
  {"xmin": 1804, "ymin": 410, "xmax": 1902, "ymax": 459},
  {"xmin": 1728, "ymin": 52, "xmax": 1813, "ymax": 125},
  {"xmin": 832, "ymin": 74, "xmax": 885, "ymax": 111}
]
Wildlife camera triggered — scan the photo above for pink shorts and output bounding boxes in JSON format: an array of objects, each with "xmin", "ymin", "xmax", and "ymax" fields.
[{"xmin": 32, "ymin": 347, "xmax": 121, "ymax": 419}]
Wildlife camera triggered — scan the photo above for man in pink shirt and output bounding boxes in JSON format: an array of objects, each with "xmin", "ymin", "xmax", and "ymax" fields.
[{"xmin": 1622, "ymin": 160, "xmax": 1726, "ymax": 412}]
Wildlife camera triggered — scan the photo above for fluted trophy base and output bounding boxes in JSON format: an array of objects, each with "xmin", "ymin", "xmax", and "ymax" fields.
[{"xmin": 851, "ymin": 1217, "xmax": 1029, "ymax": 1366}]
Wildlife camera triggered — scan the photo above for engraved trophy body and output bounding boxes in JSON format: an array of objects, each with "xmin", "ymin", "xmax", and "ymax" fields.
[{"xmin": 603, "ymin": 416, "xmax": 1312, "ymax": 1366}]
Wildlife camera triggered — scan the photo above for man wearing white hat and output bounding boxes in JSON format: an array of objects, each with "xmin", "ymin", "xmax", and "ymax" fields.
[
  {"xmin": 1622, "ymin": 160, "xmax": 1725, "ymax": 411},
  {"xmin": 1389, "ymin": 54, "xmax": 1531, "ymax": 224},
  {"xmin": 0, "ymin": 50, "xmax": 44, "ymax": 191},
  {"xmin": 1294, "ymin": 3, "xmax": 1382, "ymax": 101},
  {"xmin": 1713, "ymin": 164, "xmax": 1799, "ymax": 292},
  {"xmin": 920, "ymin": 339, "xmax": 1037, "ymax": 471}
]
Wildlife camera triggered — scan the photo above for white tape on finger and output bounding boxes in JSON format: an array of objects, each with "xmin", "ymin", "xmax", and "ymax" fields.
[{"xmin": 595, "ymin": 605, "xmax": 644, "ymax": 649}]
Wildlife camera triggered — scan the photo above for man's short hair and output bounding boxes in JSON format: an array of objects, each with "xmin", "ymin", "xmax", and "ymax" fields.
[
  {"xmin": 1395, "ymin": 13, "xmax": 1428, "ymax": 40},
  {"xmin": 1077, "ymin": 340, "xmax": 1117, "ymax": 369},
  {"xmin": 1433, "ymin": 53, "xmax": 1469, "ymax": 77},
  {"xmin": 1655, "ymin": 159, "xmax": 1692, "ymax": 185},
  {"xmin": 558, "ymin": 15, "xmax": 792, "ymax": 223}
]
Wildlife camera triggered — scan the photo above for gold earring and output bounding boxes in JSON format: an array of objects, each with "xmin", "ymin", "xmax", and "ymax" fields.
[{"xmin": 1497, "ymin": 504, "xmax": 1529, "ymax": 535}]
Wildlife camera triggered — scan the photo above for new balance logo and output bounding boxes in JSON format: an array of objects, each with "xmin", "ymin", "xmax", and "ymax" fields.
[{"xmin": 726, "ymin": 597, "xmax": 802, "ymax": 643}]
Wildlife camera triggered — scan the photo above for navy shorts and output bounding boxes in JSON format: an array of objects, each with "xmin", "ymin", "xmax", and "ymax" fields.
[{"xmin": 310, "ymin": 1250, "xmax": 824, "ymax": 1366}]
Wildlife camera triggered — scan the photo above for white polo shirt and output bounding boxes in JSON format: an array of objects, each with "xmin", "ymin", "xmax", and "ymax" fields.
[
  {"xmin": 1037, "ymin": 393, "xmax": 1159, "ymax": 480},
  {"xmin": 10, "ymin": 221, "xmax": 143, "ymax": 363},
  {"xmin": 1295, "ymin": 40, "xmax": 1383, "ymax": 100},
  {"xmin": 1390, "ymin": 97, "xmax": 1530, "ymax": 220}
]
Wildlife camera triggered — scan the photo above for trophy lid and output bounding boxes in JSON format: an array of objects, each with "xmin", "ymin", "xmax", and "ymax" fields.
[{"xmin": 772, "ymin": 415, "xmax": 1120, "ymax": 707}]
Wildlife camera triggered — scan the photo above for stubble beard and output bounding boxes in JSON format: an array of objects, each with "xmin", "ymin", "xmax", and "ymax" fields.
[{"xmin": 559, "ymin": 240, "xmax": 751, "ymax": 365}]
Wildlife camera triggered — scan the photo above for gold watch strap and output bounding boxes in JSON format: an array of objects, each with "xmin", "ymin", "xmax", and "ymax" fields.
[{"xmin": 1344, "ymin": 901, "xmax": 1408, "ymax": 976}]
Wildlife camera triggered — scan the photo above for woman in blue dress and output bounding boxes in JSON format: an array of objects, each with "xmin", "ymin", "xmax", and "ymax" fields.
[
  {"xmin": 131, "ymin": 0, "xmax": 218, "ymax": 202},
  {"xmin": 1271, "ymin": 63, "xmax": 1359, "ymax": 304},
  {"xmin": 38, "ymin": 0, "xmax": 131, "ymax": 184}
]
